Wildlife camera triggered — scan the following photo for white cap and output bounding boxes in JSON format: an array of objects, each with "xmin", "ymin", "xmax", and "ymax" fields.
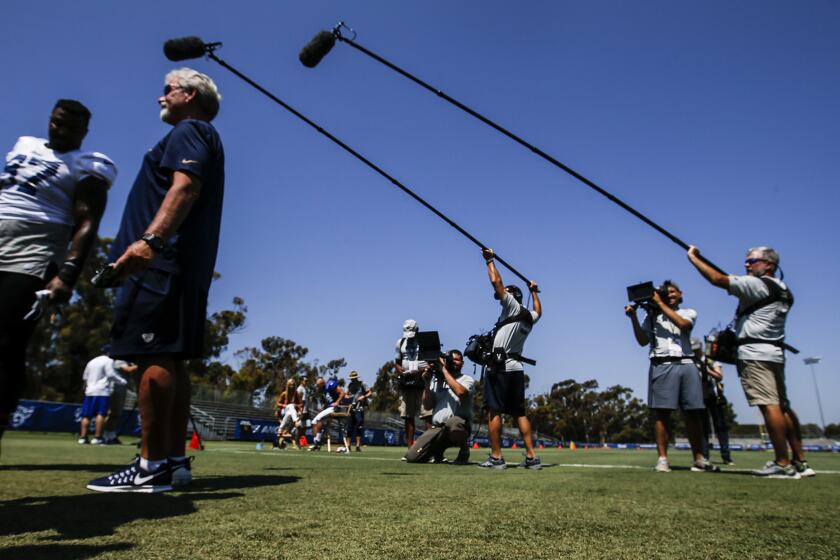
[{"xmin": 403, "ymin": 319, "xmax": 418, "ymax": 338}]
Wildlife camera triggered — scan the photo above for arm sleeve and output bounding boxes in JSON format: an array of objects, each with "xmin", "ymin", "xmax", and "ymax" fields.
[
  {"xmin": 76, "ymin": 152, "xmax": 118, "ymax": 187},
  {"xmin": 727, "ymin": 275, "xmax": 768, "ymax": 305},
  {"xmin": 457, "ymin": 376, "xmax": 475, "ymax": 394},
  {"xmin": 678, "ymin": 308, "xmax": 697, "ymax": 327},
  {"xmin": 160, "ymin": 122, "xmax": 212, "ymax": 181}
]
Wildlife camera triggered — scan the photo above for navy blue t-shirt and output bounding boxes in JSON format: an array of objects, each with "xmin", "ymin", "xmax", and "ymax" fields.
[{"xmin": 110, "ymin": 119, "xmax": 225, "ymax": 290}]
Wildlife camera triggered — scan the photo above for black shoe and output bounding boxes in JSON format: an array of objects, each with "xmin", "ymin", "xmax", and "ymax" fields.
[
  {"xmin": 87, "ymin": 458, "xmax": 172, "ymax": 493},
  {"xmin": 518, "ymin": 455, "xmax": 542, "ymax": 470},
  {"xmin": 355, "ymin": 446, "xmax": 362, "ymax": 452}
]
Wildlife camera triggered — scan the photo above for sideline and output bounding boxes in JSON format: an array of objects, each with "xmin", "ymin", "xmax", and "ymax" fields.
[{"xmin": 206, "ymin": 447, "xmax": 840, "ymax": 474}]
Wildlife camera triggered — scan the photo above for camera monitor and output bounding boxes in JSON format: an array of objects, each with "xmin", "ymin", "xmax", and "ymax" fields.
[
  {"xmin": 627, "ymin": 281, "xmax": 655, "ymax": 304},
  {"xmin": 415, "ymin": 331, "xmax": 442, "ymax": 362}
]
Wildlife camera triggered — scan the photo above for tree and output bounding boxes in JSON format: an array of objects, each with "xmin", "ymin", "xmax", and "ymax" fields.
[{"xmin": 370, "ymin": 361, "xmax": 399, "ymax": 414}]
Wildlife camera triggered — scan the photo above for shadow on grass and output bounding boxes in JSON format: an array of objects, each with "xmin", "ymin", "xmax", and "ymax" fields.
[
  {"xmin": 670, "ymin": 465, "xmax": 754, "ymax": 476},
  {"xmin": 0, "ymin": 464, "xmax": 128, "ymax": 472},
  {"xmin": 0, "ymin": 542, "xmax": 133, "ymax": 560},
  {"xmin": 0, "ymin": 474, "xmax": 300, "ymax": 540}
]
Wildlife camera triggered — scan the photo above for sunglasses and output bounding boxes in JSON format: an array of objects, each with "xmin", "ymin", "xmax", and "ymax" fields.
[
  {"xmin": 163, "ymin": 84, "xmax": 187, "ymax": 95},
  {"xmin": 744, "ymin": 258, "xmax": 767, "ymax": 265}
]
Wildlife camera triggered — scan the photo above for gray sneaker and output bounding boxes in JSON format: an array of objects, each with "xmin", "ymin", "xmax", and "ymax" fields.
[
  {"xmin": 478, "ymin": 455, "xmax": 507, "ymax": 470},
  {"xmin": 654, "ymin": 457, "xmax": 671, "ymax": 473},
  {"xmin": 752, "ymin": 461, "xmax": 801, "ymax": 479},
  {"xmin": 518, "ymin": 455, "xmax": 542, "ymax": 470},
  {"xmin": 792, "ymin": 460, "xmax": 816, "ymax": 478},
  {"xmin": 691, "ymin": 459, "xmax": 721, "ymax": 473}
]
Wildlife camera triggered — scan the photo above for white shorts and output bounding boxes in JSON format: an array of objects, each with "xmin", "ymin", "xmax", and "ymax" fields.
[{"xmin": 313, "ymin": 406, "xmax": 335, "ymax": 424}]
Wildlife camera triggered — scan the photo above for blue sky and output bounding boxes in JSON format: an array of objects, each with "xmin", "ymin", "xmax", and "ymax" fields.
[{"xmin": 3, "ymin": 2, "xmax": 838, "ymax": 425}]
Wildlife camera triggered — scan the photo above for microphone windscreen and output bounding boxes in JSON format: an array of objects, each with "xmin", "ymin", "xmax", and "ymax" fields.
[
  {"xmin": 164, "ymin": 37, "xmax": 207, "ymax": 61},
  {"xmin": 299, "ymin": 31, "xmax": 336, "ymax": 68}
]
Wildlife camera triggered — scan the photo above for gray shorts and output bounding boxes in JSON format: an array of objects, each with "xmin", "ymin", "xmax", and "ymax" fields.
[
  {"xmin": 736, "ymin": 359, "xmax": 789, "ymax": 408},
  {"xmin": 648, "ymin": 362, "xmax": 704, "ymax": 410},
  {"xmin": 0, "ymin": 219, "xmax": 71, "ymax": 279},
  {"xmin": 399, "ymin": 389, "xmax": 432, "ymax": 420}
]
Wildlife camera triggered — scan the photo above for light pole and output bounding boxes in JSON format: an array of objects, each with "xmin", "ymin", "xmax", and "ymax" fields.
[{"xmin": 803, "ymin": 357, "xmax": 826, "ymax": 434}]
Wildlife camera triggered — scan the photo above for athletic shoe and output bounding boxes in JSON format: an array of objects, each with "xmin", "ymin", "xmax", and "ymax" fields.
[
  {"xmin": 170, "ymin": 456, "xmax": 194, "ymax": 487},
  {"xmin": 751, "ymin": 461, "xmax": 801, "ymax": 479},
  {"xmin": 518, "ymin": 455, "xmax": 542, "ymax": 470},
  {"xmin": 478, "ymin": 456, "xmax": 507, "ymax": 470},
  {"xmin": 308, "ymin": 444, "xmax": 321, "ymax": 451},
  {"xmin": 691, "ymin": 459, "xmax": 721, "ymax": 473},
  {"xmin": 654, "ymin": 457, "xmax": 671, "ymax": 473},
  {"xmin": 104, "ymin": 437, "xmax": 123, "ymax": 445},
  {"xmin": 431, "ymin": 455, "xmax": 449, "ymax": 464},
  {"xmin": 355, "ymin": 446, "xmax": 362, "ymax": 452},
  {"xmin": 792, "ymin": 460, "xmax": 816, "ymax": 478},
  {"xmin": 339, "ymin": 447, "xmax": 350, "ymax": 454},
  {"xmin": 90, "ymin": 437, "xmax": 105, "ymax": 445},
  {"xmin": 77, "ymin": 437, "xmax": 88, "ymax": 445},
  {"xmin": 86, "ymin": 458, "xmax": 172, "ymax": 493},
  {"xmin": 400, "ymin": 456, "xmax": 407, "ymax": 462}
]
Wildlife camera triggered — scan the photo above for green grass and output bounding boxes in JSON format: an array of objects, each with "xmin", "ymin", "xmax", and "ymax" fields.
[{"xmin": 1, "ymin": 432, "xmax": 839, "ymax": 560}]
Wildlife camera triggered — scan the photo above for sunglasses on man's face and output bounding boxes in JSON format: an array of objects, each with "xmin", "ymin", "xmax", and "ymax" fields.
[
  {"xmin": 745, "ymin": 258, "xmax": 766, "ymax": 265},
  {"xmin": 163, "ymin": 84, "xmax": 186, "ymax": 95}
]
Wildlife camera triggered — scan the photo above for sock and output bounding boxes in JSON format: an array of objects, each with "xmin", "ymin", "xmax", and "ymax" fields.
[{"xmin": 140, "ymin": 457, "xmax": 167, "ymax": 472}]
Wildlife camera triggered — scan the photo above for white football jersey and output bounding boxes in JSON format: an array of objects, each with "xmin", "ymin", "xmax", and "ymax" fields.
[{"xmin": 0, "ymin": 136, "xmax": 117, "ymax": 225}]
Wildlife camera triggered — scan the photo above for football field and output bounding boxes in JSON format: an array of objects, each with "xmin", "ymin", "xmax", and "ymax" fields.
[{"xmin": 1, "ymin": 432, "xmax": 839, "ymax": 560}]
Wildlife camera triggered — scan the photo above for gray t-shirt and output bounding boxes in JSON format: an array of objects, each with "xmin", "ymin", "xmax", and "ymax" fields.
[
  {"xmin": 430, "ymin": 373, "xmax": 475, "ymax": 425},
  {"xmin": 728, "ymin": 275, "xmax": 790, "ymax": 363},
  {"xmin": 642, "ymin": 307, "xmax": 696, "ymax": 361},
  {"xmin": 493, "ymin": 292, "xmax": 540, "ymax": 372}
]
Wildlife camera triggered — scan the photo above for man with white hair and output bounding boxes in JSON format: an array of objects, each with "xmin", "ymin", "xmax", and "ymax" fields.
[
  {"xmin": 688, "ymin": 245, "xmax": 814, "ymax": 479},
  {"xmin": 88, "ymin": 68, "xmax": 224, "ymax": 492}
]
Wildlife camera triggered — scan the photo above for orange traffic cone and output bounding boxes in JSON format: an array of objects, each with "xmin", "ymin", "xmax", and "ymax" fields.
[
  {"xmin": 511, "ymin": 442, "xmax": 518, "ymax": 449},
  {"xmin": 188, "ymin": 431, "xmax": 202, "ymax": 450},
  {"xmin": 570, "ymin": 441, "xmax": 577, "ymax": 451},
  {"xmin": 472, "ymin": 441, "xmax": 480, "ymax": 449},
  {"xmin": 557, "ymin": 443, "xmax": 563, "ymax": 449},
  {"xmin": 299, "ymin": 435, "xmax": 308, "ymax": 446},
  {"xmin": 538, "ymin": 443, "xmax": 545, "ymax": 449}
]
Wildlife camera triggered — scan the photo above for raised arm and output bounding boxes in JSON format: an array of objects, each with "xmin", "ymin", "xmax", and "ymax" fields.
[
  {"xmin": 482, "ymin": 248, "xmax": 506, "ymax": 300},
  {"xmin": 687, "ymin": 246, "xmax": 729, "ymax": 289}
]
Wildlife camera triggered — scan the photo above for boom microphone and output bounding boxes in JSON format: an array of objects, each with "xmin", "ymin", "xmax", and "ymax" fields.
[
  {"xmin": 164, "ymin": 36, "xmax": 209, "ymax": 61},
  {"xmin": 299, "ymin": 30, "xmax": 336, "ymax": 68}
]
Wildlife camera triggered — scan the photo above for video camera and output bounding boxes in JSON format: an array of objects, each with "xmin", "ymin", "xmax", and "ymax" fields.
[
  {"xmin": 415, "ymin": 331, "xmax": 457, "ymax": 376},
  {"xmin": 626, "ymin": 281, "xmax": 669, "ymax": 310}
]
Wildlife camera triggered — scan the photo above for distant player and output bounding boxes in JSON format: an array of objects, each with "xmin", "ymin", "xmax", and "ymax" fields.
[{"xmin": 308, "ymin": 377, "xmax": 346, "ymax": 451}]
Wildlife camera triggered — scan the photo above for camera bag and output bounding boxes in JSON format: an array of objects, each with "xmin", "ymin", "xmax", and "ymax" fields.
[{"xmin": 464, "ymin": 308, "xmax": 536, "ymax": 366}]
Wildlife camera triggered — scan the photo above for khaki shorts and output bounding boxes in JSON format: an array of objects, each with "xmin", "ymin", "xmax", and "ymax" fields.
[
  {"xmin": 398, "ymin": 388, "xmax": 432, "ymax": 419},
  {"xmin": 736, "ymin": 359, "xmax": 790, "ymax": 408}
]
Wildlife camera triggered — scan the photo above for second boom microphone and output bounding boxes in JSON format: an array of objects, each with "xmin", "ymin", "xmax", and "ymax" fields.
[{"xmin": 299, "ymin": 30, "xmax": 336, "ymax": 68}]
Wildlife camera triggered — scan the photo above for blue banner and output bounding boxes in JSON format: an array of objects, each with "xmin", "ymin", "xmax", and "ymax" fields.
[{"xmin": 9, "ymin": 399, "xmax": 139, "ymax": 435}]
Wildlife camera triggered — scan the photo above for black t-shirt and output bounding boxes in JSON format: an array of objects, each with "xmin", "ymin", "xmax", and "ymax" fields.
[{"xmin": 110, "ymin": 119, "xmax": 225, "ymax": 290}]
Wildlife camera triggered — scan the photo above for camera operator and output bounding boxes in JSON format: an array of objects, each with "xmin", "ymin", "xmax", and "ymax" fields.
[
  {"xmin": 394, "ymin": 319, "xmax": 433, "ymax": 447},
  {"xmin": 479, "ymin": 248, "xmax": 542, "ymax": 470},
  {"xmin": 624, "ymin": 281, "xmax": 718, "ymax": 473},
  {"xmin": 691, "ymin": 337, "xmax": 733, "ymax": 465},
  {"xmin": 404, "ymin": 351, "xmax": 473, "ymax": 464},
  {"xmin": 688, "ymin": 245, "xmax": 814, "ymax": 478}
]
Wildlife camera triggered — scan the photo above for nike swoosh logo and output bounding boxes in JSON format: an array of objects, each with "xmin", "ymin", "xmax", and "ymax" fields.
[
  {"xmin": 133, "ymin": 472, "xmax": 160, "ymax": 485},
  {"xmin": 181, "ymin": 159, "xmax": 198, "ymax": 164}
]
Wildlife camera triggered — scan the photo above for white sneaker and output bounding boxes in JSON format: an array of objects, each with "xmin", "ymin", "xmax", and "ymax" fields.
[
  {"xmin": 90, "ymin": 438, "xmax": 104, "ymax": 445},
  {"xmin": 654, "ymin": 457, "xmax": 671, "ymax": 473},
  {"xmin": 78, "ymin": 437, "xmax": 88, "ymax": 445}
]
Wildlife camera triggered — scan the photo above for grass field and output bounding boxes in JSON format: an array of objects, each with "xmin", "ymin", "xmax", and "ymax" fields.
[{"xmin": 1, "ymin": 432, "xmax": 839, "ymax": 560}]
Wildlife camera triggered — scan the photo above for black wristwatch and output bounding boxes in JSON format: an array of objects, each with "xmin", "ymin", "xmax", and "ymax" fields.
[{"xmin": 141, "ymin": 233, "xmax": 169, "ymax": 254}]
